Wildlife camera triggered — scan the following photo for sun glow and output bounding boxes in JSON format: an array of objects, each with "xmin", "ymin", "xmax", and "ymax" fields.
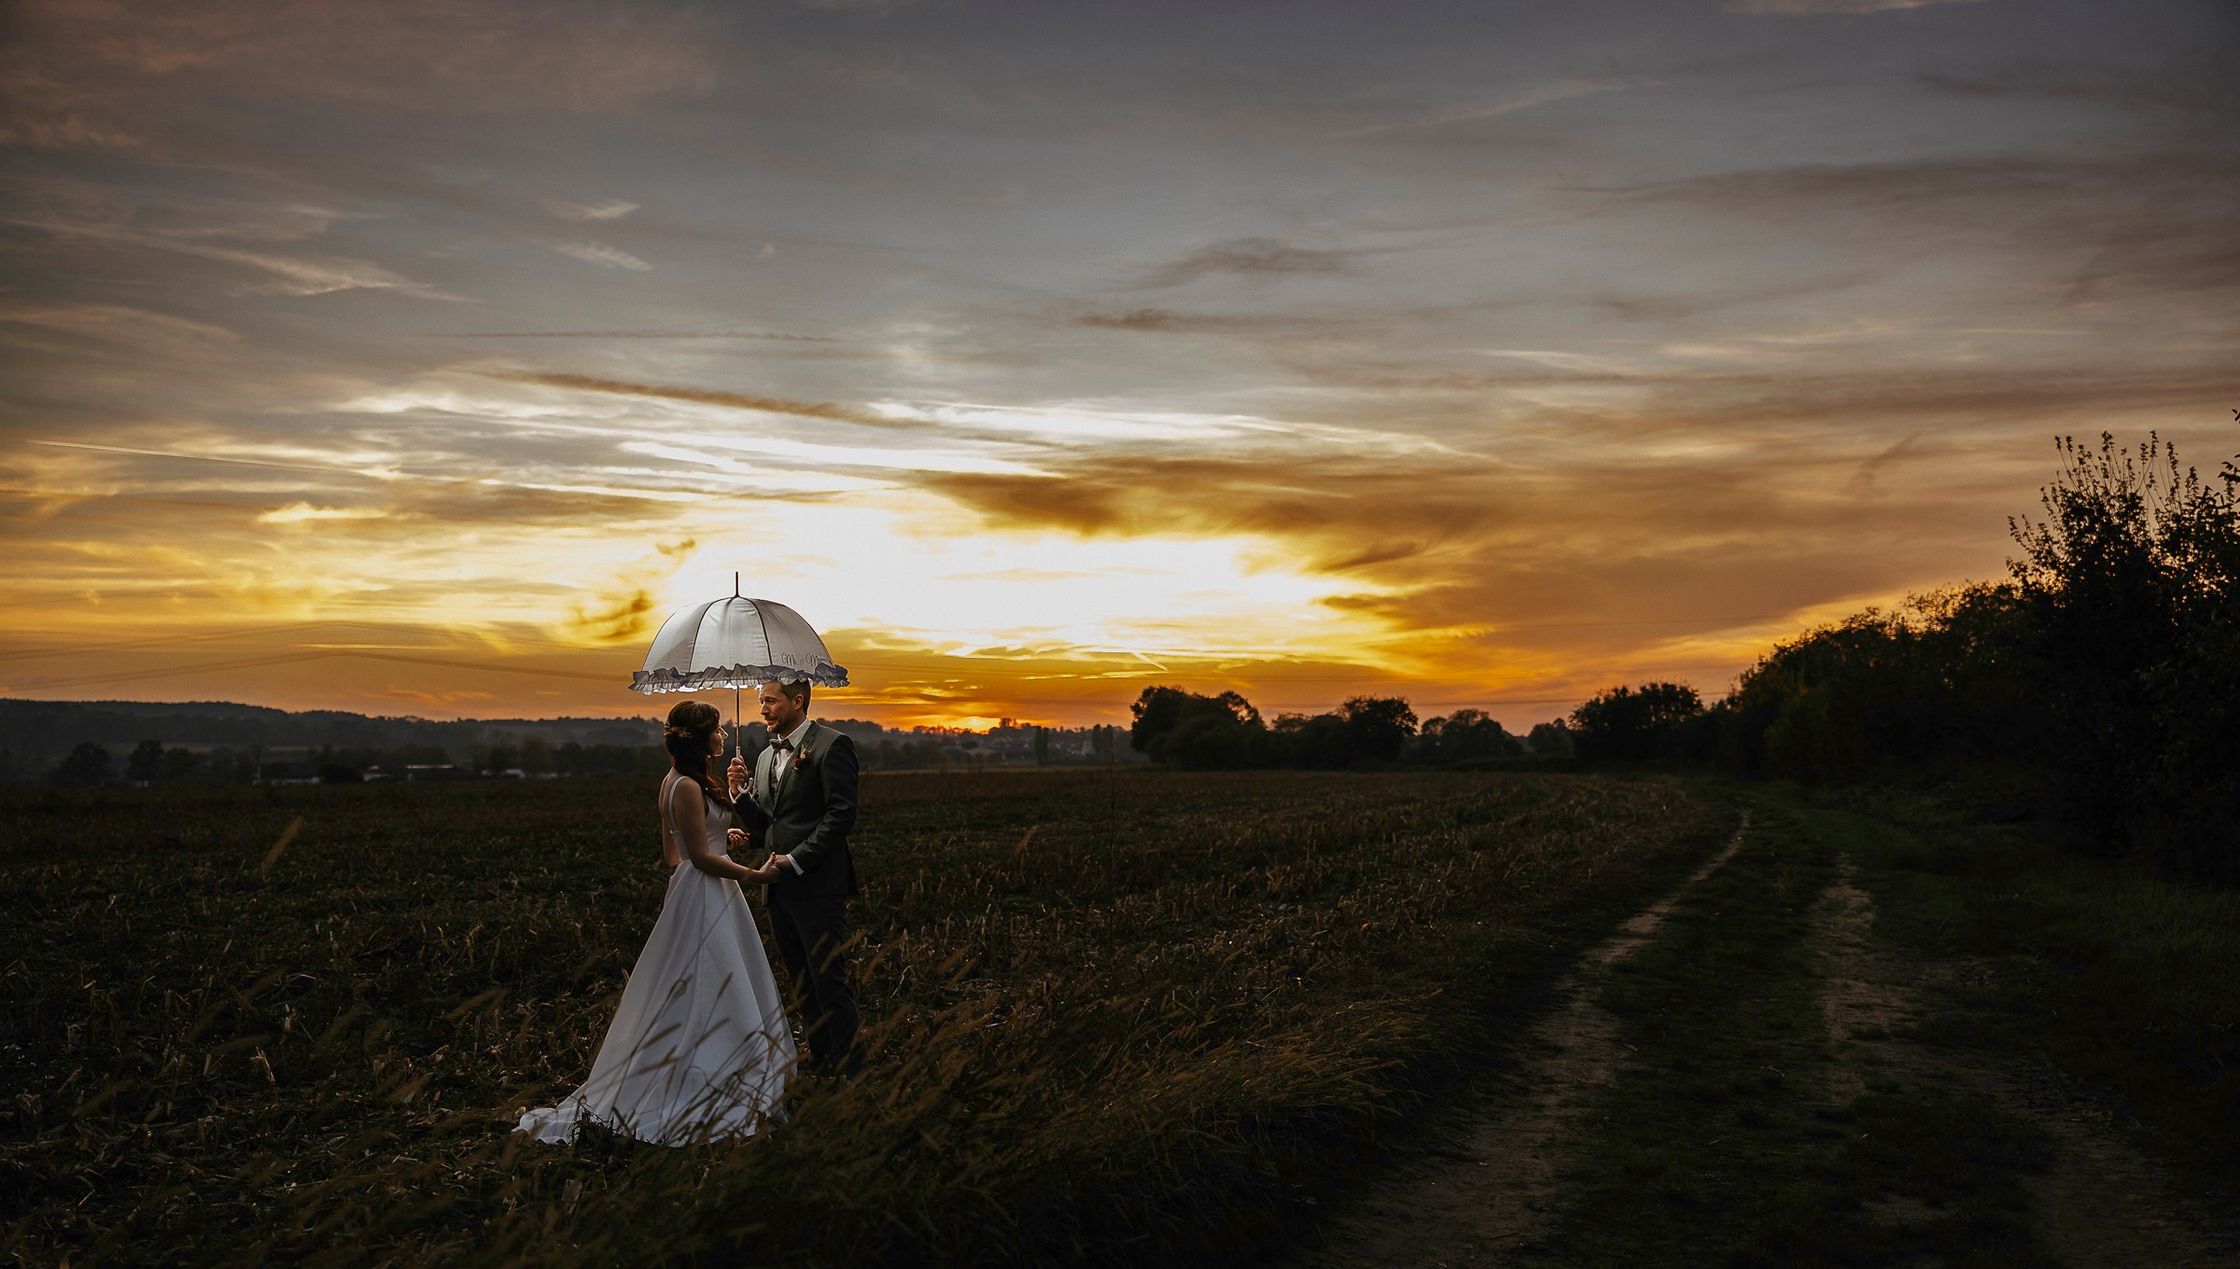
[
  {"xmin": 8, "ymin": 1, "xmax": 2221, "ymax": 732},
  {"xmin": 644, "ymin": 494, "xmax": 1394, "ymax": 663}
]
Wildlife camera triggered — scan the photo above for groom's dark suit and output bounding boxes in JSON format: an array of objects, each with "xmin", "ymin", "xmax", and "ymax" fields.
[{"xmin": 738, "ymin": 719, "xmax": 861, "ymax": 1075}]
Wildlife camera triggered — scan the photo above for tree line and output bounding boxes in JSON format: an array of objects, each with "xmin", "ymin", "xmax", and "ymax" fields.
[
  {"xmin": 1571, "ymin": 427, "xmax": 2239, "ymax": 885},
  {"xmin": 1128, "ymin": 424, "xmax": 2238, "ymax": 886},
  {"xmin": 42, "ymin": 738, "xmax": 672, "ymax": 786},
  {"xmin": 37, "ymin": 722, "xmax": 1137, "ymax": 787},
  {"xmin": 1125, "ymin": 686, "xmax": 1574, "ymax": 771}
]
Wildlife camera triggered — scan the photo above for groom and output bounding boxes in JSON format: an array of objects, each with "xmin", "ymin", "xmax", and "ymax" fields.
[{"xmin": 728, "ymin": 678, "xmax": 862, "ymax": 1079}]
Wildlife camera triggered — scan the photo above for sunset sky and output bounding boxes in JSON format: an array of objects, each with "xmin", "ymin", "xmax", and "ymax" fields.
[{"xmin": 3, "ymin": 0, "xmax": 2235, "ymax": 729}]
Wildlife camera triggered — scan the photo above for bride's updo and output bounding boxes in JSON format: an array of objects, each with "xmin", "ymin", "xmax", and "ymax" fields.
[{"xmin": 662, "ymin": 700, "xmax": 734, "ymax": 811}]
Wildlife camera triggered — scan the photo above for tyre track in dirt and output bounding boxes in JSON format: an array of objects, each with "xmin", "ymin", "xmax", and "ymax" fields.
[
  {"xmin": 1810, "ymin": 852, "xmax": 2229, "ymax": 1267},
  {"xmin": 1295, "ymin": 814, "xmax": 1751, "ymax": 1268}
]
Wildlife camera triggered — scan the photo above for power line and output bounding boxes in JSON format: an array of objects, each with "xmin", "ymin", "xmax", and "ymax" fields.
[
  {"xmin": 336, "ymin": 650, "xmax": 618, "ymax": 683},
  {"xmin": 0, "ymin": 620, "xmax": 395, "ymax": 662},
  {"xmin": 12, "ymin": 650, "xmax": 340, "ymax": 692},
  {"xmin": 0, "ymin": 587, "xmax": 231, "ymax": 610}
]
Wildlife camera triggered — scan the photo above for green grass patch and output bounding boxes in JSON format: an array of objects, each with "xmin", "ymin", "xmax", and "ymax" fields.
[
  {"xmin": 1521, "ymin": 795, "xmax": 2061, "ymax": 1268},
  {"xmin": 1791, "ymin": 786, "xmax": 2240, "ymax": 1214}
]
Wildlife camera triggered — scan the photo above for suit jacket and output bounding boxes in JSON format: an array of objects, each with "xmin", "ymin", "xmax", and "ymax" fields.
[{"xmin": 739, "ymin": 719, "xmax": 860, "ymax": 900}]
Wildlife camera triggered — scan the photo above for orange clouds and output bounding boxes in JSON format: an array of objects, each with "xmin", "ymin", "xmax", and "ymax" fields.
[
  {"xmin": 4, "ymin": 0, "xmax": 2235, "ymax": 734},
  {"xmin": 568, "ymin": 589, "xmax": 658, "ymax": 645}
]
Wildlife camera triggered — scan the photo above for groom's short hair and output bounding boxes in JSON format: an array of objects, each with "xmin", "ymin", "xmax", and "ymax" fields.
[{"xmin": 768, "ymin": 678, "xmax": 812, "ymax": 708}]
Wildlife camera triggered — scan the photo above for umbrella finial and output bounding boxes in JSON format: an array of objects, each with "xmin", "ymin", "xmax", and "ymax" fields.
[{"xmin": 733, "ymin": 570, "xmax": 740, "ymax": 598}]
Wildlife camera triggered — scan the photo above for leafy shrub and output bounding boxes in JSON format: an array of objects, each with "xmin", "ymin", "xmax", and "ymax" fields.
[
  {"xmin": 2008, "ymin": 430, "xmax": 2240, "ymax": 877},
  {"xmin": 1568, "ymin": 682, "xmax": 1705, "ymax": 763}
]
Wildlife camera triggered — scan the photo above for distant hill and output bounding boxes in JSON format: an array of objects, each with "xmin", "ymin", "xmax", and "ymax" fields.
[
  {"xmin": 0, "ymin": 698, "xmax": 675, "ymax": 783},
  {"xmin": 0, "ymin": 698, "xmax": 1132, "ymax": 785}
]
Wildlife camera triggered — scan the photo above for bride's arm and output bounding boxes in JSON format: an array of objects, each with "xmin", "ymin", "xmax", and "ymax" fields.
[{"xmin": 669, "ymin": 780, "xmax": 776, "ymax": 883}]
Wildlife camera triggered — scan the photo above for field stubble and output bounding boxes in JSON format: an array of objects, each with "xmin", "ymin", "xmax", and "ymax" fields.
[{"xmin": 1, "ymin": 767, "xmax": 1728, "ymax": 1265}]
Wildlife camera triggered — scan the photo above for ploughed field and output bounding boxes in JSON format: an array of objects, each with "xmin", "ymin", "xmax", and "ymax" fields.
[{"xmin": 0, "ymin": 768, "xmax": 1728, "ymax": 1265}]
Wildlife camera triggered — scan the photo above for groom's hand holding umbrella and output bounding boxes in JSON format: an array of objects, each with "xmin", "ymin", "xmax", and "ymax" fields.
[{"xmin": 723, "ymin": 753, "xmax": 784, "ymax": 883}]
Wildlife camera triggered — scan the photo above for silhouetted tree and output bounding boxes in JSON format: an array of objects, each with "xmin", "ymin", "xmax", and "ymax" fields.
[
  {"xmin": 53, "ymin": 742, "xmax": 113, "ymax": 787},
  {"xmin": 1163, "ymin": 713, "xmax": 1264, "ymax": 769},
  {"xmin": 1569, "ymin": 682, "xmax": 1702, "ymax": 763},
  {"xmin": 1714, "ymin": 588, "xmax": 2037, "ymax": 782},
  {"xmin": 2146, "ymin": 437, "xmax": 2240, "ymax": 881},
  {"xmin": 1133, "ymin": 688, "xmax": 1244, "ymax": 740},
  {"xmin": 162, "ymin": 747, "xmax": 207, "ymax": 783},
  {"xmin": 2009, "ymin": 433, "xmax": 2185, "ymax": 849},
  {"xmin": 1128, "ymin": 686, "xmax": 1268, "ymax": 769},
  {"xmin": 2010, "ymin": 428, "xmax": 2240, "ymax": 876},
  {"xmin": 1415, "ymin": 709, "xmax": 1523, "ymax": 763},
  {"xmin": 1698, "ymin": 422, "xmax": 2237, "ymax": 881},
  {"xmin": 125, "ymin": 739, "xmax": 165, "ymax": 785},
  {"xmin": 1525, "ymin": 720, "xmax": 1574, "ymax": 757},
  {"xmin": 1339, "ymin": 696, "xmax": 1417, "ymax": 762},
  {"xmin": 518, "ymin": 736, "xmax": 554, "ymax": 775},
  {"xmin": 1270, "ymin": 712, "xmax": 1353, "ymax": 768}
]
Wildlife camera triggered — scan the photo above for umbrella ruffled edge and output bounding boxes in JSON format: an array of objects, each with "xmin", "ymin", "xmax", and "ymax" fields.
[{"xmin": 629, "ymin": 661, "xmax": 851, "ymax": 693}]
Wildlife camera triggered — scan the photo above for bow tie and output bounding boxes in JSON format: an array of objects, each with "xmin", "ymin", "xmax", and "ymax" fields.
[{"xmin": 769, "ymin": 738, "xmax": 793, "ymax": 752}]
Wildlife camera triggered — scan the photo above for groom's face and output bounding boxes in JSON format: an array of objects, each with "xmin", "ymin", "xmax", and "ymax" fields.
[{"xmin": 757, "ymin": 681, "xmax": 806, "ymax": 734}]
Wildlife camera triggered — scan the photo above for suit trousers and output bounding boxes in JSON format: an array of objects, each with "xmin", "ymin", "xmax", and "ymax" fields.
[{"xmin": 767, "ymin": 892, "xmax": 859, "ymax": 1075}]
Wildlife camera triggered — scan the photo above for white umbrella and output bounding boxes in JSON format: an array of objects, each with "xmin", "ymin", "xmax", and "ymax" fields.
[{"xmin": 631, "ymin": 576, "xmax": 848, "ymax": 747}]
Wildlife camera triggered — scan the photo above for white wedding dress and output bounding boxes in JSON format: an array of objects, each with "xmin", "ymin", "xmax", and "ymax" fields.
[{"xmin": 516, "ymin": 772, "xmax": 796, "ymax": 1145}]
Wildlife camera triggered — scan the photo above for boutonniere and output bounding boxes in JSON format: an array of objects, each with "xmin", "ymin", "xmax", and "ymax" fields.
[{"xmin": 794, "ymin": 744, "xmax": 818, "ymax": 771}]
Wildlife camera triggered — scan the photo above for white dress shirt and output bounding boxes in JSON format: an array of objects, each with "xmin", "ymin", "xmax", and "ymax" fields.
[{"xmin": 770, "ymin": 717, "xmax": 811, "ymax": 783}]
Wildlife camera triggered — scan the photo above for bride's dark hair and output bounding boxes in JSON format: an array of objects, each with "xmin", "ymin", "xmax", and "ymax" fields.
[{"xmin": 662, "ymin": 700, "xmax": 734, "ymax": 811}]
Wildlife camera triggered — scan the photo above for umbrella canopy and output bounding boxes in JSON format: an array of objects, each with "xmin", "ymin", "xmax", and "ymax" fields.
[{"xmin": 630, "ymin": 594, "xmax": 849, "ymax": 695}]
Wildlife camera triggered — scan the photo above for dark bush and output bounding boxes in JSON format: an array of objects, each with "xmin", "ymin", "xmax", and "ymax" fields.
[
  {"xmin": 52, "ymin": 741, "xmax": 113, "ymax": 787},
  {"xmin": 1128, "ymin": 686, "xmax": 1267, "ymax": 770},
  {"xmin": 1414, "ymin": 709, "xmax": 1524, "ymax": 764},
  {"xmin": 1568, "ymin": 682, "xmax": 1703, "ymax": 763},
  {"xmin": 2008, "ymin": 430, "xmax": 2240, "ymax": 879},
  {"xmin": 1270, "ymin": 712, "xmax": 1355, "ymax": 769},
  {"xmin": 1715, "ymin": 585, "xmax": 2039, "ymax": 784},
  {"xmin": 1339, "ymin": 696, "xmax": 1418, "ymax": 763}
]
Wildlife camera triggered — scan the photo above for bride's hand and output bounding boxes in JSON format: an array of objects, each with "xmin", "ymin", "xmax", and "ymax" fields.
[
  {"xmin": 726, "ymin": 828, "xmax": 748, "ymax": 850},
  {"xmin": 749, "ymin": 857, "xmax": 784, "ymax": 884}
]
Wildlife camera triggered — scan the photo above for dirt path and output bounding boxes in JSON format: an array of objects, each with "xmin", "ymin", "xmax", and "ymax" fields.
[
  {"xmin": 1810, "ymin": 853, "xmax": 2227, "ymax": 1268},
  {"xmin": 1295, "ymin": 809, "xmax": 2232, "ymax": 1268},
  {"xmin": 1296, "ymin": 817, "xmax": 1750, "ymax": 1267}
]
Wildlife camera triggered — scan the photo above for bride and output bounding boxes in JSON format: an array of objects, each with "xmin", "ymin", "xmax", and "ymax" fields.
[{"xmin": 515, "ymin": 700, "xmax": 796, "ymax": 1145}]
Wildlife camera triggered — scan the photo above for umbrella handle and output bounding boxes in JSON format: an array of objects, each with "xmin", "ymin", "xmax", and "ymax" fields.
[
  {"xmin": 731, "ymin": 573, "xmax": 742, "ymax": 760},
  {"xmin": 732, "ymin": 574, "xmax": 742, "ymax": 760}
]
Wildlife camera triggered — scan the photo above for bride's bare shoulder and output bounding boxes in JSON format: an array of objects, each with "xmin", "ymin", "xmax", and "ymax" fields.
[{"xmin": 658, "ymin": 770, "xmax": 690, "ymax": 808}]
